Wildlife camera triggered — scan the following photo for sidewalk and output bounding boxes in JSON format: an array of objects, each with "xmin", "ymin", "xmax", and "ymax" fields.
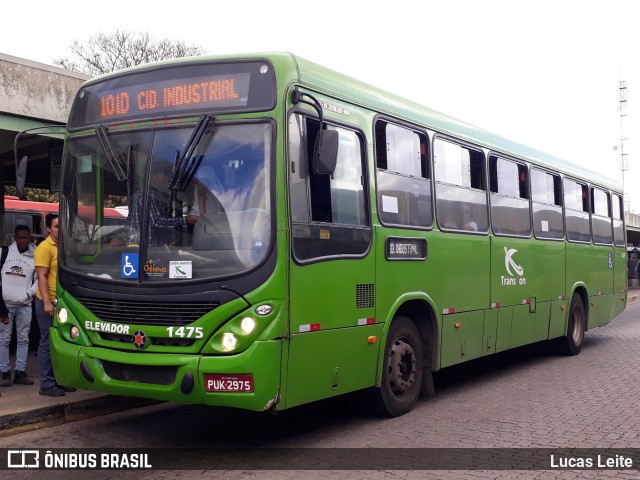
[
  {"xmin": 1, "ymin": 289, "xmax": 639, "ymax": 437},
  {"xmin": 0, "ymin": 350, "xmax": 158, "ymax": 437}
]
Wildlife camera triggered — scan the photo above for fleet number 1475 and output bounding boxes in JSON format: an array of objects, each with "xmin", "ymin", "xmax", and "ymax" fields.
[{"xmin": 166, "ymin": 326, "xmax": 204, "ymax": 338}]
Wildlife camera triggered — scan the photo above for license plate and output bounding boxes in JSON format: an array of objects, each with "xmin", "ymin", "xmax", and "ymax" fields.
[{"xmin": 204, "ymin": 374, "xmax": 254, "ymax": 393}]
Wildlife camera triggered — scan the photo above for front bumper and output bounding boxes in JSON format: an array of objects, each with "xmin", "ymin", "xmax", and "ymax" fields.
[{"xmin": 50, "ymin": 328, "xmax": 282, "ymax": 411}]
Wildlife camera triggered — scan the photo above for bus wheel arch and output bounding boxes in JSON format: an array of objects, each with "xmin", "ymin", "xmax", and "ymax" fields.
[{"xmin": 374, "ymin": 300, "xmax": 437, "ymax": 416}]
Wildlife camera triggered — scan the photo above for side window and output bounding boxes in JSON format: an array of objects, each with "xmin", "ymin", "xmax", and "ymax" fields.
[
  {"xmin": 489, "ymin": 156, "xmax": 530, "ymax": 236},
  {"xmin": 612, "ymin": 194, "xmax": 625, "ymax": 247},
  {"xmin": 591, "ymin": 187, "xmax": 613, "ymax": 245},
  {"xmin": 434, "ymin": 138, "xmax": 487, "ymax": 233},
  {"xmin": 375, "ymin": 121, "xmax": 432, "ymax": 228},
  {"xmin": 531, "ymin": 168, "xmax": 564, "ymax": 240},
  {"xmin": 288, "ymin": 113, "xmax": 371, "ymax": 262},
  {"xmin": 564, "ymin": 179, "xmax": 590, "ymax": 243}
]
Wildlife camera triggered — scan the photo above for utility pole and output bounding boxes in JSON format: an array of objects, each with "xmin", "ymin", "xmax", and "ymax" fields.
[{"xmin": 617, "ymin": 79, "xmax": 629, "ymax": 211}]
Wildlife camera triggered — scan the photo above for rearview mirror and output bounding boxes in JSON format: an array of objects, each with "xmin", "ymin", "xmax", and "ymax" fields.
[
  {"xmin": 16, "ymin": 155, "xmax": 28, "ymax": 199},
  {"xmin": 313, "ymin": 129, "xmax": 339, "ymax": 175}
]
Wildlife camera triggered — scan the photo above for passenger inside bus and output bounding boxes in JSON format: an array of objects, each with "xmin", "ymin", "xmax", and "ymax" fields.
[
  {"xmin": 462, "ymin": 203, "xmax": 478, "ymax": 231},
  {"xmin": 441, "ymin": 206, "xmax": 458, "ymax": 229}
]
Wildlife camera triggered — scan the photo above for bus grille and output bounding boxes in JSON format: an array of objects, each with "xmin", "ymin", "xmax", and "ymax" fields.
[
  {"xmin": 98, "ymin": 332, "xmax": 195, "ymax": 347},
  {"xmin": 102, "ymin": 360, "xmax": 177, "ymax": 385},
  {"xmin": 76, "ymin": 296, "xmax": 218, "ymax": 326}
]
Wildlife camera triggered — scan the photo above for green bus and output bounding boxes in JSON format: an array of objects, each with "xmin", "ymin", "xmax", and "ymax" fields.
[{"xmin": 47, "ymin": 53, "xmax": 626, "ymax": 416}]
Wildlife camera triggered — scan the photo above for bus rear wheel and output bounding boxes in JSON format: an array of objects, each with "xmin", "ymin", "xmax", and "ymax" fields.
[
  {"xmin": 374, "ymin": 316, "xmax": 423, "ymax": 417},
  {"xmin": 559, "ymin": 293, "xmax": 586, "ymax": 356}
]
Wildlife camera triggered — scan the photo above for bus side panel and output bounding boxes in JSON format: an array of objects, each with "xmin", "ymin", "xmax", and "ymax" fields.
[
  {"xmin": 533, "ymin": 300, "xmax": 551, "ymax": 343},
  {"xmin": 567, "ymin": 243, "xmax": 613, "ymax": 328},
  {"xmin": 284, "ymin": 325, "xmax": 382, "ymax": 408},
  {"xmin": 511, "ymin": 300, "xmax": 550, "ymax": 348},
  {"xmin": 491, "ymin": 237, "xmax": 563, "ymax": 349},
  {"xmin": 566, "ymin": 242, "xmax": 594, "ymax": 294},
  {"xmin": 482, "ymin": 308, "xmax": 498, "ymax": 356},
  {"xmin": 287, "ymin": 255, "xmax": 377, "ymax": 408},
  {"xmin": 495, "ymin": 307, "xmax": 512, "ymax": 353},
  {"xmin": 589, "ymin": 294, "xmax": 614, "ymax": 329},
  {"xmin": 548, "ymin": 299, "xmax": 568, "ymax": 339},
  {"xmin": 424, "ymin": 232, "xmax": 490, "ymax": 314},
  {"xmin": 490, "ymin": 237, "xmax": 565, "ymax": 306},
  {"xmin": 510, "ymin": 305, "xmax": 534, "ymax": 349},
  {"xmin": 440, "ymin": 310, "xmax": 484, "ymax": 368},
  {"xmin": 612, "ymin": 245, "xmax": 627, "ymax": 319}
]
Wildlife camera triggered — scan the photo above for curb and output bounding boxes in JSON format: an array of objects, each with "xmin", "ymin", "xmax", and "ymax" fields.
[{"xmin": 0, "ymin": 395, "xmax": 161, "ymax": 437}]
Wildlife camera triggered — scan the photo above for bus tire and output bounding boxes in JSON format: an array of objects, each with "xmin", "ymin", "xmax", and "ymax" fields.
[
  {"xmin": 560, "ymin": 293, "xmax": 586, "ymax": 356},
  {"xmin": 373, "ymin": 316, "xmax": 423, "ymax": 417}
]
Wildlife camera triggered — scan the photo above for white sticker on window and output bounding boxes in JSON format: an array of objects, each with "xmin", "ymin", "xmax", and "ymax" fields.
[
  {"xmin": 382, "ymin": 195, "xmax": 398, "ymax": 214},
  {"xmin": 541, "ymin": 220, "xmax": 549, "ymax": 232},
  {"xmin": 169, "ymin": 261, "xmax": 192, "ymax": 279}
]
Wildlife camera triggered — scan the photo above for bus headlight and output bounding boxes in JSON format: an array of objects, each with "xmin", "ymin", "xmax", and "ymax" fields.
[
  {"xmin": 70, "ymin": 326, "xmax": 80, "ymax": 340},
  {"xmin": 221, "ymin": 332, "xmax": 238, "ymax": 351},
  {"xmin": 240, "ymin": 317, "xmax": 256, "ymax": 334},
  {"xmin": 57, "ymin": 308, "xmax": 68, "ymax": 323}
]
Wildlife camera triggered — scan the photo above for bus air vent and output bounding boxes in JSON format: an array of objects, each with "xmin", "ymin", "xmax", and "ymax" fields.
[
  {"xmin": 356, "ymin": 284, "xmax": 375, "ymax": 308},
  {"xmin": 102, "ymin": 360, "xmax": 177, "ymax": 385},
  {"xmin": 76, "ymin": 296, "xmax": 218, "ymax": 326}
]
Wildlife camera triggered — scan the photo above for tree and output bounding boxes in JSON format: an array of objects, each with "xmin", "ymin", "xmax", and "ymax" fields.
[{"xmin": 54, "ymin": 28, "xmax": 206, "ymax": 76}]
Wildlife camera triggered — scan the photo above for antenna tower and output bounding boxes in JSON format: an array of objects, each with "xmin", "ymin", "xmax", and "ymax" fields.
[{"xmin": 618, "ymin": 79, "xmax": 629, "ymax": 210}]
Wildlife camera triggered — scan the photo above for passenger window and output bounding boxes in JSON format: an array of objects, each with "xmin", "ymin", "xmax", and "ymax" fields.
[
  {"xmin": 288, "ymin": 113, "xmax": 371, "ymax": 262},
  {"xmin": 375, "ymin": 121, "xmax": 432, "ymax": 228},
  {"xmin": 612, "ymin": 194, "xmax": 625, "ymax": 247},
  {"xmin": 489, "ymin": 156, "xmax": 530, "ymax": 236},
  {"xmin": 591, "ymin": 187, "xmax": 613, "ymax": 245},
  {"xmin": 531, "ymin": 168, "xmax": 563, "ymax": 240},
  {"xmin": 564, "ymin": 179, "xmax": 590, "ymax": 243},
  {"xmin": 434, "ymin": 138, "xmax": 487, "ymax": 233}
]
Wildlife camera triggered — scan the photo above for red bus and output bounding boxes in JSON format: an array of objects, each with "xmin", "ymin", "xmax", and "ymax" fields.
[{"xmin": 2, "ymin": 196, "xmax": 126, "ymax": 246}]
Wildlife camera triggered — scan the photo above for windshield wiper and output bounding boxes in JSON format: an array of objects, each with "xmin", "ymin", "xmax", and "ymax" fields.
[
  {"xmin": 168, "ymin": 114, "xmax": 213, "ymax": 192},
  {"xmin": 96, "ymin": 125, "xmax": 127, "ymax": 181}
]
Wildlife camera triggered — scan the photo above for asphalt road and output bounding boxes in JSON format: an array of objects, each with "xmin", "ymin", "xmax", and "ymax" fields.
[{"xmin": 2, "ymin": 301, "xmax": 640, "ymax": 480}]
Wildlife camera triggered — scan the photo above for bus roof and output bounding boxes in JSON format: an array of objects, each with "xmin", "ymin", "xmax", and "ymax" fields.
[{"xmin": 81, "ymin": 52, "xmax": 621, "ymax": 193}]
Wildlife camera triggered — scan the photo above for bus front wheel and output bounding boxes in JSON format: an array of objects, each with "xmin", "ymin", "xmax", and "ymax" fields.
[
  {"xmin": 374, "ymin": 316, "xmax": 423, "ymax": 417},
  {"xmin": 560, "ymin": 293, "xmax": 586, "ymax": 356}
]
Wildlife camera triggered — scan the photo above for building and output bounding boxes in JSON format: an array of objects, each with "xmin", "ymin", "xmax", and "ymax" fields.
[{"xmin": 0, "ymin": 52, "xmax": 89, "ymax": 198}]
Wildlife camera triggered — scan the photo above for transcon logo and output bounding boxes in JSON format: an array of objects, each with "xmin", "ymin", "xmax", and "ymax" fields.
[
  {"xmin": 504, "ymin": 247, "xmax": 524, "ymax": 277},
  {"xmin": 501, "ymin": 247, "xmax": 527, "ymax": 286}
]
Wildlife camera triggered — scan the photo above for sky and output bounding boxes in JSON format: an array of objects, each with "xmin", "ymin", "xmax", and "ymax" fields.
[{"xmin": 3, "ymin": 0, "xmax": 640, "ymax": 211}]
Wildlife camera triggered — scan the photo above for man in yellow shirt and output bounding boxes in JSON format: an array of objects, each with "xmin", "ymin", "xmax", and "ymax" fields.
[{"xmin": 34, "ymin": 213, "xmax": 75, "ymax": 397}]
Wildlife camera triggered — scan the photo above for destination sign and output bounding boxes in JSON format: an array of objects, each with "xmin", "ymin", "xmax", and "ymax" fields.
[
  {"xmin": 385, "ymin": 237, "xmax": 427, "ymax": 261},
  {"xmin": 97, "ymin": 73, "xmax": 250, "ymax": 120},
  {"xmin": 69, "ymin": 61, "xmax": 276, "ymax": 130}
]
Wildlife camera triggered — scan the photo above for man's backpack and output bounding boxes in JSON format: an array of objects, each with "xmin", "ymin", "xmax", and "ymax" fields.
[
  {"xmin": 0, "ymin": 246, "xmax": 7, "ymax": 270},
  {"xmin": 0, "ymin": 246, "xmax": 7, "ymax": 315}
]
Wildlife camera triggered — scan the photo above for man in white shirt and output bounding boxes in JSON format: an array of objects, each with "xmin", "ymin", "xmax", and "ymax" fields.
[{"xmin": 0, "ymin": 225, "xmax": 38, "ymax": 386}]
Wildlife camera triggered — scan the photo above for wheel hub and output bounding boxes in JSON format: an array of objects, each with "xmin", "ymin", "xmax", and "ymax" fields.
[{"xmin": 388, "ymin": 338, "xmax": 417, "ymax": 395}]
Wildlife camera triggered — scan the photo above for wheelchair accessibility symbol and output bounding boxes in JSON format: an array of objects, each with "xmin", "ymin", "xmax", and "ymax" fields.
[{"xmin": 121, "ymin": 253, "xmax": 139, "ymax": 279}]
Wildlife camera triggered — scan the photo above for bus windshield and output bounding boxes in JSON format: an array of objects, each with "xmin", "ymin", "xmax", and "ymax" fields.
[{"xmin": 60, "ymin": 122, "xmax": 272, "ymax": 282}]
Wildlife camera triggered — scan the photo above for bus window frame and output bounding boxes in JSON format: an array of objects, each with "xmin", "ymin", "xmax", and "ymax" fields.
[
  {"xmin": 530, "ymin": 166, "xmax": 565, "ymax": 242},
  {"xmin": 373, "ymin": 115, "xmax": 434, "ymax": 231},
  {"xmin": 433, "ymin": 134, "xmax": 489, "ymax": 235},
  {"xmin": 591, "ymin": 185, "xmax": 614, "ymax": 246},
  {"xmin": 564, "ymin": 176, "xmax": 592, "ymax": 244},
  {"xmin": 287, "ymin": 107, "xmax": 373, "ymax": 265},
  {"xmin": 488, "ymin": 152, "xmax": 532, "ymax": 238}
]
